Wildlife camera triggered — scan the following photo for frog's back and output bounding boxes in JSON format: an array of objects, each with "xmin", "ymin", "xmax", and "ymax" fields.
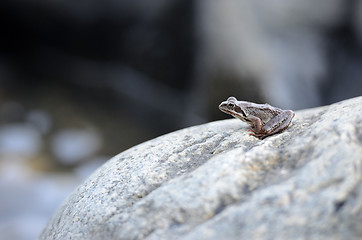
[{"xmin": 246, "ymin": 103, "xmax": 282, "ymax": 123}]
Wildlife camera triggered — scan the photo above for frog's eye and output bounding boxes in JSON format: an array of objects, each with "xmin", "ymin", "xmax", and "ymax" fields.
[{"xmin": 227, "ymin": 102, "xmax": 235, "ymax": 109}]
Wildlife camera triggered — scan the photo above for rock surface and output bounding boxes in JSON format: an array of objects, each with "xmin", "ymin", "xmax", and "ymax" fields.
[{"xmin": 40, "ymin": 96, "xmax": 362, "ymax": 240}]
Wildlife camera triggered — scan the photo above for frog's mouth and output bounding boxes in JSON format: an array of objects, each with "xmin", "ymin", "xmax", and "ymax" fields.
[
  {"xmin": 233, "ymin": 113, "xmax": 251, "ymax": 123},
  {"xmin": 221, "ymin": 108, "xmax": 251, "ymax": 123}
]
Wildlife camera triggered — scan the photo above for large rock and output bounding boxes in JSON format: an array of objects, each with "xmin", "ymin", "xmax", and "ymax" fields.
[{"xmin": 40, "ymin": 96, "xmax": 362, "ymax": 240}]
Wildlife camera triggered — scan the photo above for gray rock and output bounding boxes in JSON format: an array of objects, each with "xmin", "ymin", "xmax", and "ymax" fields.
[{"xmin": 40, "ymin": 96, "xmax": 362, "ymax": 240}]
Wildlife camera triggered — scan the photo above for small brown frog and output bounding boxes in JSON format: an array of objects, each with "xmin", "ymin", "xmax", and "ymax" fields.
[{"xmin": 219, "ymin": 97, "xmax": 295, "ymax": 139}]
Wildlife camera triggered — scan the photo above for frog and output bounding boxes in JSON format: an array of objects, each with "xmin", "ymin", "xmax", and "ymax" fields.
[{"xmin": 219, "ymin": 96, "xmax": 295, "ymax": 139}]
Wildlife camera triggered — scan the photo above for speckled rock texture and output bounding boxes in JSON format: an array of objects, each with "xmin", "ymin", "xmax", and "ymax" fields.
[{"xmin": 40, "ymin": 96, "xmax": 362, "ymax": 240}]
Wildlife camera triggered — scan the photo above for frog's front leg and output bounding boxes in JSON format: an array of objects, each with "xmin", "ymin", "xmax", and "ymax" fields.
[
  {"xmin": 246, "ymin": 115, "xmax": 263, "ymax": 135},
  {"xmin": 254, "ymin": 110, "xmax": 294, "ymax": 139}
]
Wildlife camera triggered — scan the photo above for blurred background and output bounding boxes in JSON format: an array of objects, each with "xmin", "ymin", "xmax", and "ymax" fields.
[{"xmin": 0, "ymin": 0, "xmax": 362, "ymax": 239}]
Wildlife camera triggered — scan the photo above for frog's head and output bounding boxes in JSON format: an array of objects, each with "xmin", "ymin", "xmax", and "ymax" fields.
[{"xmin": 219, "ymin": 96, "xmax": 250, "ymax": 122}]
